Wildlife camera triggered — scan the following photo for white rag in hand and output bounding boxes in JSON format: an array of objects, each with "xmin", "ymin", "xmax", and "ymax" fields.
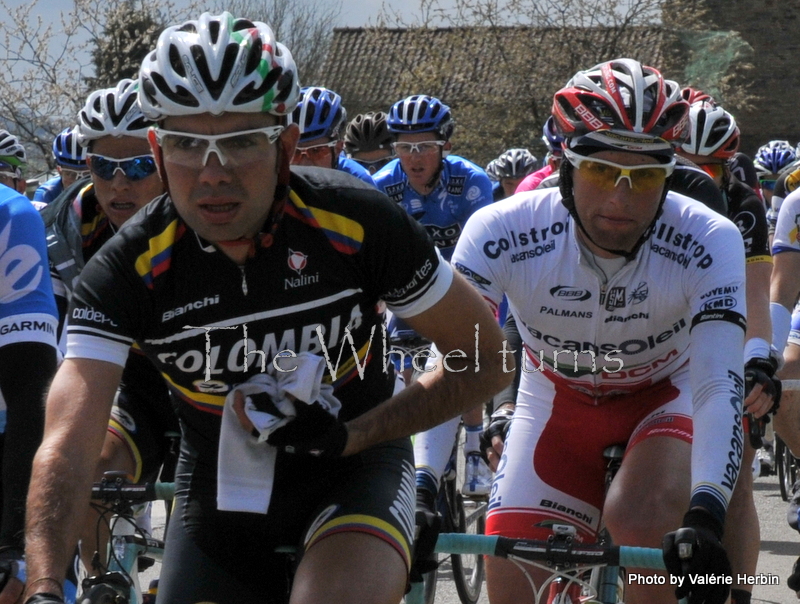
[{"xmin": 217, "ymin": 352, "xmax": 341, "ymax": 514}]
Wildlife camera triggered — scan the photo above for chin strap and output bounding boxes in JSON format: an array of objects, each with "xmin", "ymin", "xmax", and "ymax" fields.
[
  {"xmin": 215, "ymin": 134, "xmax": 293, "ymax": 257},
  {"xmin": 558, "ymin": 159, "xmax": 670, "ymax": 260}
]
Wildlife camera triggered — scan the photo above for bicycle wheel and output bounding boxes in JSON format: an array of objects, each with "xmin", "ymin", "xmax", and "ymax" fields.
[
  {"xmin": 449, "ymin": 493, "xmax": 486, "ymax": 604},
  {"xmin": 779, "ymin": 437, "xmax": 789, "ymax": 501}
]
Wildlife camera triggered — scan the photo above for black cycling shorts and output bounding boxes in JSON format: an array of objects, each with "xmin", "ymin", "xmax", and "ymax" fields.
[{"xmin": 156, "ymin": 437, "xmax": 415, "ymax": 604}]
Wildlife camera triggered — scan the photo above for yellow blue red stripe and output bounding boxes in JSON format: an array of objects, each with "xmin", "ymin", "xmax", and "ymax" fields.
[
  {"xmin": 134, "ymin": 220, "xmax": 184, "ymax": 289},
  {"xmin": 286, "ymin": 191, "xmax": 364, "ymax": 255},
  {"xmin": 108, "ymin": 418, "xmax": 144, "ymax": 482},
  {"xmin": 305, "ymin": 513, "xmax": 411, "ymax": 569},
  {"xmin": 162, "ymin": 372, "xmax": 226, "ymax": 416}
]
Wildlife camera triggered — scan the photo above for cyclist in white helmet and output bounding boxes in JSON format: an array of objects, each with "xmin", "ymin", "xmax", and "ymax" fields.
[
  {"xmin": 22, "ymin": 13, "xmax": 509, "ymax": 604},
  {"xmin": 0, "ymin": 130, "xmax": 28, "ymax": 196},
  {"xmin": 33, "ymin": 80, "xmax": 176, "ymax": 587}
]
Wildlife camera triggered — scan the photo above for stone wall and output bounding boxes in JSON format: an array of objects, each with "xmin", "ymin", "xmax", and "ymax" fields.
[{"xmin": 664, "ymin": 0, "xmax": 800, "ymax": 156}]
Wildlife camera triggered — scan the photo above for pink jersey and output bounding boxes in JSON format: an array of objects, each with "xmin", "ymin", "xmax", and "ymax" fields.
[{"xmin": 515, "ymin": 164, "xmax": 554, "ymax": 193}]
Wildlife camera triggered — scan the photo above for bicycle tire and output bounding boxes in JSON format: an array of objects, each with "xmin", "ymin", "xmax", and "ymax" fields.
[
  {"xmin": 779, "ymin": 437, "xmax": 789, "ymax": 501},
  {"xmin": 450, "ymin": 493, "xmax": 486, "ymax": 604}
]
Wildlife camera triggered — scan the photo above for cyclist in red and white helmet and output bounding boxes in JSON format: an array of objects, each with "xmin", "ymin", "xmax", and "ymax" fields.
[
  {"xmin": 24, "ymin": 12, "xmax": 509, "ymax": 604},
  {"xmin": 677, "ymin": 99, "xmax": 775, "ymax": 604},
  {"xmin": 458, "ymin": 58, "xmax": 743, "ymax": 604}
]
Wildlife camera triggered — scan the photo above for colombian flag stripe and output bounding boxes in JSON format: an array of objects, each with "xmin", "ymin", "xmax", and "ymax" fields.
[{"xmin": 286, "ymin": 191, "xmax": 364, "ymax": 254}]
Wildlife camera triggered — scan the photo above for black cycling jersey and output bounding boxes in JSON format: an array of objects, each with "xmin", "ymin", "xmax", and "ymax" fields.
[
  {"xmin": 729, "ymin": 152, "xmax": 759, "ymax": 191},
  {"xmin": 67, "ymin": 166, "xmax": 449, "ymax": 465},
  {"xmin": 45, "ymin": 183, "xmax": 178, "ymax": 482},
  {"xmin": 670, "ymin": 157, "xmax": 727, "ymax": 215},
  {"xmin": 65, "ymin": 167, "xmax": 449, "ymax": 598},
  {"xmin": 723, "ymin": 176, "xmax": 771, "ymax": 263}
]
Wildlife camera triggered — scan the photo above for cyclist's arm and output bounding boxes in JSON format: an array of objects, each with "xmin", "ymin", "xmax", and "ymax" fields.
[
  {"xmin": 25, "ymin": 358, "xmax": 123, "ymax": 598},
  {"xmin": 687, "ymin": 217, "xmax": 747, "ymax": 525},
  {"xmin": 493, "ymin": 313, "xmax": 522, "ymax": 409},
  {"xmin": 343, "ymin": 271, "xmax": 511, "ymax": 455}
]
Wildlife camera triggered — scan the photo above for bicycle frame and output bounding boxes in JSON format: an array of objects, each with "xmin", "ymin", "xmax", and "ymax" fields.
[{"xmin": 83, "ymin": 480, "xmax": 174, "ymax": 604}]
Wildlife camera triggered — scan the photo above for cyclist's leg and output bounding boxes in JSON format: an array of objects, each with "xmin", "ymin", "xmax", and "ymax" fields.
[
  {"xmin": 77, "ymin": 414, "xmax": 137, "ymax": 572},
  {"xmin": 776, "ymin": 339, "xmax": 800, "ymax": 460},
  {"xmin": 723, "ymin": 430, "xmax": 759, "ymax": 604},
  {"xmin": 158, "ymin": 492, "xmax": 282, "ymax": 604},
  {"xmin": 603, "ymin": 372, "xmax": 693, "ymax": 604},
  {"xmin": 78, "ymin": 380, "xmax": 177, "ymax": 573},
  {"xmin": 291, "ymin": 439, "xmax": 414, "ymax": 604},
  {"xmin": 484, "ymin": 373, "xmax": 668, "ymax": 604},
  {"xmin": 414, "ymin": 415, "xmax": 460, "ymax": 502}
]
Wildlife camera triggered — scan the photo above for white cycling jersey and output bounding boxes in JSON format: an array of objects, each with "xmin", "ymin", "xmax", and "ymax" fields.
[{"xmin": 452, "ymin": 187, "xmax": 747, "ymax": 521}]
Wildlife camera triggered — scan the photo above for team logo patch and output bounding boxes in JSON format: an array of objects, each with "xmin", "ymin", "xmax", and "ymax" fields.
[{"xmin": 288, "ymin": 249, "xmax": 308, "ymax": 274}]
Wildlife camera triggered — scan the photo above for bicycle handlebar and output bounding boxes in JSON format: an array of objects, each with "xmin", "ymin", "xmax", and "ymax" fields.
[
  {"xmin": 91, "ymin": 480, "xmax": 175, "ymax": 504},
  {"xmin": 435, "ymin": 533, "xmax": 666, "ymax": 570}
]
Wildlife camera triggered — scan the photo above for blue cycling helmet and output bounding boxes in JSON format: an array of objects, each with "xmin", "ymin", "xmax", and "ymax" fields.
[
  {"xmin": 291, "ymin": 87, "xmax": 347, "ymax": 142},
  {"xmin": 387, "ymin": 95, "xmax": 454, "ymax": 141},
  {"xmin": 53, "ymin": 126, "xmax": 87, "ymax": 169},
  {"xmin": 541, "ymin": 116, "xmax": 565, "ymax": 156},
  {"xmin": 754, "ymin": 140, "xmax": 796, "ymax": 176}
]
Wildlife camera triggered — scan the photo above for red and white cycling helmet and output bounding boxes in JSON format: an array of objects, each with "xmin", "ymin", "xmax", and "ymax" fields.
[
  {"xmin": 552, "ymin": 58, "xmax": 689, "ymax": 156},
  {"xmin": 138, "ymin": 11, "xmax": 300, "ymax": 120},
  {"xmin": 680, "ymin": 86, "xmax": 716, "ymax": 106},
  {"xmin": 77, "ymin": 79, "xmax": 156, "ymax": 144},
  {"xmin": 681, "ymin": 101, "xmax": 740, "ymax": 159}
]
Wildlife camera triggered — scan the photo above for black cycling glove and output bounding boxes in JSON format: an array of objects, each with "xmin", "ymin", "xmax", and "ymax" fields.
[
  {"xmin": 744, "ymin": 356, "xmax": 781, "ymax": 414},
  {"xmin": 479, "ymin": 406, "xmax": 514, "ymax": 464},
  {"xmin": 662, "ymin": 508, "xmax": 731, "ymax": 604},
  {"xmin": 266, "ymin": 402, "xmax": 348, "ymax": 458},
  {"xmin": 409, "ymin": 491, "xmax": 442, "ymax": 584}
]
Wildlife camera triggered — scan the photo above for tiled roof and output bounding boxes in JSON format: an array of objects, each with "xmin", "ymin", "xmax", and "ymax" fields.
[{"xmin": 317, "ymin": 25, "xmax": 667, "ymax": 115}]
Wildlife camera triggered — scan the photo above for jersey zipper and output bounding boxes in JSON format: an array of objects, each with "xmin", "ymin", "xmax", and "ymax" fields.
[{"xmin": 239, "ymin": 266, "xmax": 248, "ymax": 296}]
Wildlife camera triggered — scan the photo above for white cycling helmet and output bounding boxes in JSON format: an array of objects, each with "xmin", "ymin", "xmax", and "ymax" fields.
[
  {"xmin": 77, "ymin": 79, "xmax": 156, "ymax": 144},
  {"xmin": 138, "ymin": 12, "xmax": 300, "ymax": 120},
  {"xmin": 0, "ymin": 130, "xmax": 27, "ymax": 168},
  {"xmin": 681, "ymin": 101, "xmax": 739, "ymax": 159}
]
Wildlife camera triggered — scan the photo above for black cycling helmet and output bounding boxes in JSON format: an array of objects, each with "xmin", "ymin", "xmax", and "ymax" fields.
[{"xmin": 344, "ymin": 112, "xmax": 395, "ymax": 155}]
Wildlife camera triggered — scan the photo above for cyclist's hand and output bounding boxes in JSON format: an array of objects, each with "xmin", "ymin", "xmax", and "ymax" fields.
[
  {"xmin": 0, "ymin": 547, "xmax": 24, "ymax": 604},
  {"xmin": 266, "ymin": 402, "xmax": 348, "ymax": 458},
  {"xmin": 480, "ymin": 405, "xmax": 513, "ymax": 471},
  {"xmin": 409, "ymin": 492, "xmax": 441, "ymax": 584},
  {"xmin": 662, "ymin": 509, "xmax": 731, "ymax": 604},
  {"xmin": 744, "ymin": 357, "xmax": 781, "ymax": 418}
]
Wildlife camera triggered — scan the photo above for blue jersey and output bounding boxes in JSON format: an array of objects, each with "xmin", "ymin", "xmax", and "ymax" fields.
[
  {"xmin": 373, "ymin": 155, "xmax": 493, "ymax": 260},
  {"xmin": 338, "ymin": 155, "xmax": 376, "ymax": 188},
  {"xmin": 0, "ymin": 186, "xmax": 59, "ymax": 429},
  {"xmin": 33, "ymin": 176, "xmax": 64, "ymax": 205}
]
